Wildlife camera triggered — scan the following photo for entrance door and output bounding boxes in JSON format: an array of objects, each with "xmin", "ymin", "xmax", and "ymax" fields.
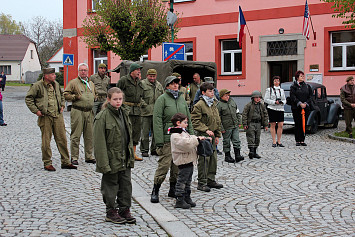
[{"xmin": 269, "ymin": 61, "xmax": 297, "ymax": 86}]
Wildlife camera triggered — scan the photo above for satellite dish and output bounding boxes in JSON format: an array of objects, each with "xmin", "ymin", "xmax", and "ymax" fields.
[{"xmin": 167, "ymin": 11, "xmax": 177, "ymax": 26}]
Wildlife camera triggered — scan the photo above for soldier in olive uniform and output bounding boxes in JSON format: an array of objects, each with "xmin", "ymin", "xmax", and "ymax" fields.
[
  {"xmin": 340, "ymin": 76, "xmax": 355, "ymax": 138},
  {"xmin": 64, "ymin": 63, "xmax": 97, "ymax": 165},
  {"xmin": 25, "ymin": 68, "xmax": 77, "ymax": 171},
  {"xmin": 140, "ymin": 69, "xmax": 164, "ymax": 157},
  {"xmin": 242, "ymin": 91, "xmax": 269, "ymax": 159},
  {"xmin": 188, "ymin": 73, "xmax": 202, "ymax": 108},
  {"xmin": 90, "ymin": 63, "xmax": 110, "ymax": 116},
  {"xmin": 116, "ymin": 63, "xmax": 146, "ymax": 161}
]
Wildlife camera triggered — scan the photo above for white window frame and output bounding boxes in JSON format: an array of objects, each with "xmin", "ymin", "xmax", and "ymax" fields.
[
  {"xmin": 91, "ymin": 0, "xmax": 100, "ymax": 11},
  {"xmin": 93, "ymin": 49, "xmax": 107, "ymax": 73},
  {"xmin": 221, "ymin": 39, "xmax": 242, "ymax": 75},
  {"xmin": 0, "ymin": 65, "xmax": 11, "ymax": 75},
  {"xmin": 330, "ymin": 31, "xmax": 355, "ymax": 71}
]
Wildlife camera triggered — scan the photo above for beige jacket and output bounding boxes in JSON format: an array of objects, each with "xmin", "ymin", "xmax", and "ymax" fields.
[{"xmin": 170, "ymin": 129, "xmax": 199, "ymax": 166}]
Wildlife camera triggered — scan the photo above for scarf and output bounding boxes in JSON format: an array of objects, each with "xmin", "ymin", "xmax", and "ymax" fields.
[
  {"xmin": 167, "ymin": 89, "xmax": 179, "ymax": 99},
  {"xmin": 202, "ymin": 95, "xmax": 214, "ymax": 107},
  {"xmin": 79, "ymin": 76, "xmax": 91, "ymax": 91}
]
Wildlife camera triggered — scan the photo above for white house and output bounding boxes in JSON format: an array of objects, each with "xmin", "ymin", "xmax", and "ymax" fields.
[
  {"xmin": 47, "ymin": 47, "xmax": 64, "ymax": 72},
  {"xmin": 0, "ymin": 34, "xmax": 41, "ymax": 82}
]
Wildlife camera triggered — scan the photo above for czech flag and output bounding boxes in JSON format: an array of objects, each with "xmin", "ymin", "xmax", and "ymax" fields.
[{"xmin": 237, "ymin": 6, "xmax": 246, "ymax": 48}]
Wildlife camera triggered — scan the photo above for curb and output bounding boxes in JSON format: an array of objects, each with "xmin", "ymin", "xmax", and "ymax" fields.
[{"xmin": 328, "ymin": 133, "xmax": 355, "ymax": 144}]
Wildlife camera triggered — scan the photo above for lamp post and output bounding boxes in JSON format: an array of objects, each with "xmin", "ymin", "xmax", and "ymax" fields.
[{"xmin": 162, "ymin": 0, "xmax": 174, "ymax": 42}]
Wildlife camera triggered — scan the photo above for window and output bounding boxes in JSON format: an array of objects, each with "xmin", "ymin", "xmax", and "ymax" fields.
[
  {"xmin": 221, "ymin": 39, "xmax": 242, "ymax": 75},
  {"xmin": 331, "ymin": 31, "xmax": 355, "ymax": 70},
  {"xmin": 93, "ymin": 49, "xmax": 107, "ymax": 73},
  {"xmin": 0, "ymin": 65, "xmax": 11, "ymax": 75},
  {"xmin": 183, "ymin": 42, "xmax": 193, "ymax": 61},
  {"xmin": 91, "ymin": 0, "xmax": 100, "ymax": 11},
  {"xmin": 267, "ymin": 40, "xmax": 297, "ymax": 56}
]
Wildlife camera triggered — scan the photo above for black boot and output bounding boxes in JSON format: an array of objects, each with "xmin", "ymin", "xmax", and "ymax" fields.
[
  {"xmin": 184, "ymin": 190, "xmax": 196, "ymax": 207},
  {"xmin": 168, "ymin": 182, "xmax": 176, "ymax": 198},
  {"xmin": 248, "ymin": 147, "xmax": 254, "ymax": 159},
  {"xmin": 224, "ymin": 151, "xmax": 235, "ymax": 163},
  {"xmin": 150, "ymin": 184, "xmax": 161, "ymax": 203},
  {"xmin": 234, "ymin": 148, "xmax": 244, "ymax": 163},
  {"xmin": 253, "ymin": 147, "xmax": 261, "ymax": 159},
  {"xmin": 175, "ymin": 196, "xmax": 191, "ymax": 209}
]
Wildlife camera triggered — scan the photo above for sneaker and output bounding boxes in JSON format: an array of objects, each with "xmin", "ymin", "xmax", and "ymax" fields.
[
  {"xmin": 61, "ymin": 164, "xmax": 77, "ymax": 169},
  {"xmin": 197, "ymin": 184, "xmax": 210, "ymax": 192},
  {"xmin": 142, "ymin": 152, "xmax": 149, "ymax": 157},
  {"xmin": 207, "ymin": 181, "xmax": 223, "ymax": 189},
  {"xmin": 105, "ymin": 209, "xmax": 126, "ymax": 224},
  {"xmin": 85, "ymin": 159, "xmax": 96, "ymax": 164},
  {"xmin": 71, "ymin": 160, "xmax": 79, "ymax": 165},
  {"xmin": 44, "ymin": 165, "xmax": 56, "ymax": 171},
  {"xmin": 119, "ymin": 208, "xmax": 136, "ymax": 224}
]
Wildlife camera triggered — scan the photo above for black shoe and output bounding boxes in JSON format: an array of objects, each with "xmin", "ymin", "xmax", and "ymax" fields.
[
  {"xmin": 207, "ymin": 181, "xmax": 223, "ymax": 189},
  {"xmin": 175, "ymin": 196, "xmax": 191, "ymax": 209},
  {"xmin": 234, "ymin": 148, "xmax": 244, "ymax": 163},
  {"xmin": 277, "ymin": 142, "xmax": 285, "ymax": 147},
  {"xmin": 150, "ymin": 150, "xmax": 158, "ymax": 156},
  {"xmin": 296, "ymin": 142, "xmax": 301, "ymax": 146},
  {"xmin": 142, "ymin": 152, "xmax": 149, "ymax": 157},
  {"xmin": 85, "ymin": 159, "xmax": 96, "ymax": 164},
  {"xmin": 300, "ymin": 142, "xmax": 307, "ymax": 146},
  {"xmin": 184, "ymin": 191, "xmax": 196, "ymax": 207},
  {"xmin": 0, "ymin": 123, "xmax": 7, "ymax": 126},
  {"xmin": 71, "ymin": 160, "xmax": 79, "ymax": 165},
  {"xmin": 253, "ymin": 148, "xmax": 261, "ymax": 159},
  {"xmin": 349, "ymin": 134, "xmax": 353, "ymax": 138},
  {"xmin": 168, "ymin": 182, "xmax": 176, "ymax": 198},
  {"xmin": 61, "ymin": 164, "xmax": 77, "ymax": 169},
  {"xmin": 119, "ymin": 208, "xmax": 136, "ymax": 224},
  {"xmin": 197, "ymin": 184, "xmax": 210, "ymax": 192},
  {"xmin": 105, "ymin": 209, "xmax": 126, "ymax": 224},
  {"xmin": 217, "ymin": 149, "xmax": 223, "ymax": 155},
  {"xmin": 150, "ymin": 184, "xmax": 160, "ymax": 203},
  {"xmin": 224, "ymin": 151, "xmax": 235, "ymax": 163},
  {"xmin": 272, "ymin": 143, "xmax": 277, "ymax": 148}
]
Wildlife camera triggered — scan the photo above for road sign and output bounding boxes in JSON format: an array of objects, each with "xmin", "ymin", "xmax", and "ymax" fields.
[
  {"xmin": 162, "ymin": 43, "xmax": 185, "ymax": 61},
  {"xmin": 63, "ymin": 54, "xmax": 74, "ymax": 66}
]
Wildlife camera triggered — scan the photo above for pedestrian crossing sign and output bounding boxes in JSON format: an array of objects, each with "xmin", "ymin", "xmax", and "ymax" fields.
[{"xmin": 63, "ymin": 54, "xmax": 74, "ymax": 66}]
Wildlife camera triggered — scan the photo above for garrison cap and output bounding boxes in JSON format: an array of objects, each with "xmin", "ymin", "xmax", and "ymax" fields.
[
  {"xmin": 251, "ymin": 90, "xmax": 262, "ymax": 98},
  {"xmin": 171, "ymin": 72, "xmax": 181, "ymax": 78},
  {"xmin": 346, "ymin": 76, "xmax": 354, "ymax": 82},
  {"xmin": 204, "ymin": 77, "xmax": 214, "ymax": 84},
  {"xmin": 147, "ymin": 69, "xmax": 157, "ymax": 75},
  {"xmin": 43, "ymin": 68, "xmax": 55, "ymax": 74},
  {"xmin": 129, "ymin": 63, "xmax": 143, "ymax": 73},
  {"xmin": 164, "ymin": 75, "xmax": 180, "ymax": 88},
  {"xmin": 98, "ymin": 63, "xmax": 106, "ymax": 68},
  {"xmin": 219, "ymin": 89, "xmax": 231, "ymax": 97}
]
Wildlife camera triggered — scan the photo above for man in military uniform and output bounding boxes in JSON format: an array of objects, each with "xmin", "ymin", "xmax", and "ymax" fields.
[
  {"xmin": 64, "ymin": 63, "xmax": 97, "ymax": 165},
  {"xmin": 188, "ymin": 73, "xmax": 202, "ymax": 107},
  {"xmin": 117, "ymin": 63, "xmax": 146, "ymax": 161},
  {"xmin": 340, "ymin": 76, "xmax": 355, "ymax": 138},
  {"xmin": 25, "ymin": 68, "xmax": 77, "ymax": 171},
  {"xmin": 140, "ymin": 69, "xmax": 164, "ymax": 157},
  {"xmin": 90, "ymin": 63, "xmax": 110, "ymax": 115}
]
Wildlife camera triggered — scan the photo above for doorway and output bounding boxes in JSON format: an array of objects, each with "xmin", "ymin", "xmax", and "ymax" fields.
[{"xmin": 269, "ymin": 61, "xmax": 297, "ymax": 86}]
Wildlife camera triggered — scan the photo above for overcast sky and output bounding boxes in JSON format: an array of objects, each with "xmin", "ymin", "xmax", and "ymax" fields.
[{"xmin": 2, "ymin": 0, "xmax": 63, "ymax": 23}]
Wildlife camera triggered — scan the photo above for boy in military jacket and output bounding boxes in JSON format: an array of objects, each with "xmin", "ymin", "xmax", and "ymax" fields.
[
  {"xmin": 242, "ymin": 91, "xmax": 269, "ymax": 159},
  {"xmin": 217, "ymin": 89, "xmax": 244, "ymax": 163},
  {"xmin": 191, "ymin": 82, "xmax": 223, "ymax": 192}
]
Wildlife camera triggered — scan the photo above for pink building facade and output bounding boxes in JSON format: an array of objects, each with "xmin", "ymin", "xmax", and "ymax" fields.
[{"xmin": 63, "ymin": 0, "xmax": 355, "ymax": 97}]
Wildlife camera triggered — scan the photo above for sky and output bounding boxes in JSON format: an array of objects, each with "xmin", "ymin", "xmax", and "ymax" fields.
[{"xmin": 2, "ymin": 0, "xmax": 63, "ymax": 23}]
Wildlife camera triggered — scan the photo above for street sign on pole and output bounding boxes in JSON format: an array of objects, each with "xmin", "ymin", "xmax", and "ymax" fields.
[
  {"xmin": 162, "ymin": 43, "xmax": 185, "ymax": 61},
  {"xmin": 63, "ymin": 54, "xmax": 74, "ymax": 66}
]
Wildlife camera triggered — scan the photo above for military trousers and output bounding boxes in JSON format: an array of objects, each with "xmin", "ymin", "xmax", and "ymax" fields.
[
  {"xmin": 175, "ymin": 163, "xmax": 193, "ymax": 197},
  {"xmin": 129, "ymin": 115, "xmax": 142, "ymax": 146},
  {"xmin": 197, "ymin": 135, "xmax": 217, "ymax": 186},
  {"xmin": 140, "ymin": 116, "xmax": 156, "ymax": 153},
  {"xmin": 38, "ymin": 114, "xmax": 71, "ymax": 166},
  {"xmin": 101, "ymin": 168, "xmax": 132, "ymax": 212},
  {"xmin": 344, "ymin": 109, "xmax": 355, "ymax": 134},
  {"xmin": 222, "ymin": 127, "xmax": 241, "ymax": 152},
  {"xmin": 246, "ymin": 122, "xmax": 261, "ymax": 148},
  {"xmin": 70, "ymin": 108, "xmax": 94, "ymax": 161},
  {"xmin": 93, "ymin": 101, "xmax": 104, "ymax": 116},
  {"xmin": 153, "ymin": 142, "xmax": 178, "ymax": 185}
]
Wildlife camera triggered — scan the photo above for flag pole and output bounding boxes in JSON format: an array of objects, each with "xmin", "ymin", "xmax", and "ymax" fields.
[{"xmin": 309, "ymin": 15, "xmax": 316, "ymax": 40}]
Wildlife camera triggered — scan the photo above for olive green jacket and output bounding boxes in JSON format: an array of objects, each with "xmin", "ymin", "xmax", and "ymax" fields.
[
  {"xmin": 90, "ymin": 73, "xmax": 110, "ymax": 97},
  {"xmin": 189, "ymin": 81, "xmax": 201, "ymax": 105},
  {"xmin": 191, "ymin": 98, "xmax": 221, "ymax": 138},
  {"xmin": 25, "ymin": 79, "xmax": 64, "ymax": 115},
  {"xmin": 63, "ymin": 77, "xmax": 97, "ymax": 109},
  {"xmin": 93, "ymin": 104, "xmax": 134, "ymax": 174},
  {"xmin": 179, "ymin": 86, "xmax": 191, "ymax": 105},
  {"xmin": 116, "ymin": 75, "xmax": 146, "ymax": 116},
  {"xmin": 141, "ymin": 78, "xmax": 164, "ymax": 117},
  {"xmin": 242, "ymin": 101, "xmax": 269, "ymax": 127},
  {"xmin": 217, "ymin": 98, "xmax": 240, "ymax": 131}
]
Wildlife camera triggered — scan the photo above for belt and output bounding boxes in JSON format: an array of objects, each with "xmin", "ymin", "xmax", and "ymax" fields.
[
  {"xmin": 72, "ymin": 105, "xmax": 92, "ymax": 112},
  {"xmin": 251, "ymin": 119, "xmax": 261, "ymax": 123},
  {"xmin": 123, "ymin": 101, "xmax": 141, "ymax": 107}
]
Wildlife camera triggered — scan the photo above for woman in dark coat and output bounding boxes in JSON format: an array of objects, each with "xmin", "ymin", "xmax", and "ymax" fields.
[{"xmin": 290, "ymin": 70, "xmax": 313, "ymax": 146}]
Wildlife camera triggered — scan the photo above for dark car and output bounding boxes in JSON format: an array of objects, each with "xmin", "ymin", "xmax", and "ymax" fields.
[{"xmin": 281, "ymin": 82, "xmax": 341, "ymax": 134}]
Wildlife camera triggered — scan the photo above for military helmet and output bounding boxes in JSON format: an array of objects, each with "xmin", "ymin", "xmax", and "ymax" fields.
[{"xmin": 251, "ymin": 90, "xmax": 262, "ymax": 98}]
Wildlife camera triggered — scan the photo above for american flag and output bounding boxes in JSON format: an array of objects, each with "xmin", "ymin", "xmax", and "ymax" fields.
[{"xmin": 302, "ymin": 0, "xmax": 310, "ymax": 40}]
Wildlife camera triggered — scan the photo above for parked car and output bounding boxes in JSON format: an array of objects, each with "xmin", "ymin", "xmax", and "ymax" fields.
[{"xmin": 281, "ymin": 82, "xmax": 341, "ymax": 134}]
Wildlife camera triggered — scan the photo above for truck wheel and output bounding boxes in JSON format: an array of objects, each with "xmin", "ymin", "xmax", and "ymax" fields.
[{"xmin": 309, "ymin": 115, "xmax": 319, "ymax": 134}]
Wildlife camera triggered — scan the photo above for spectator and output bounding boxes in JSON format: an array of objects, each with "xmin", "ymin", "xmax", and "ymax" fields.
[
  {"xmin": 0, "ymin": 90, "xmax": 7, "ymax": 126},
  {"xmin": 0, "ymin": 71, "xmax": 6, "ymax": 91},
  {"xmin": 340, "ymin": 76, "xmax": 355, "ymax": 138}
]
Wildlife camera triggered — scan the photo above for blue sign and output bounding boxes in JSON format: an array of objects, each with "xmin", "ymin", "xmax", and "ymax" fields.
[
  {"xmin": 162, "ymin": 43, "xmax": 185, "ymax": 61},
  {"xmin": 63, "ymin": 54, "xmax": 74, "ymax": 66}
]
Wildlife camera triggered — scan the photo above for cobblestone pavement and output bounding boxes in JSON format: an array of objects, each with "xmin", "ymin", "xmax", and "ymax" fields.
[{"xmin": 1, "ymin": 86, "xmax": 355, "ymax": 236}]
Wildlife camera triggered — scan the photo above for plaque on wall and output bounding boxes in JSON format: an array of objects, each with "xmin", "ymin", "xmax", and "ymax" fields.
[
  {"xmin": 306, "ymin": 73, "xmax": 322, "ymax": 84},
  {"xmin": 309, "ymin": 64, "xmax": 319, "ymax": 72}
]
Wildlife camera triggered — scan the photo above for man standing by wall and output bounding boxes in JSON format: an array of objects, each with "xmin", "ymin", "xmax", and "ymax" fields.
[
  {"xmin": 117, "ymin": 63, "xmax": 146, "ymax": 161},
  {"xmin": 90, "ymin": 63, "xmax": 110, "ymax": 116},
  {"xmin": 64, "ymin": 63, "xmax": 97, "ymax": 165},
  {"xmin": 0, "ymin": 71, "xmax": 6, "ymax": 91},
  {"xmin": 340, "ymin": 76, "xmax": 355, "ymax": 138},
  {"xmin": 141, "ymin": 69, "xmax": 164, "ymax": 157},
  {"xmin": 25, "ymin": 68, "xmax": 77, "ymax": 171},
  {"xmin": 189, "ymin": 73, "xmax": 202, "ymax": 106}
]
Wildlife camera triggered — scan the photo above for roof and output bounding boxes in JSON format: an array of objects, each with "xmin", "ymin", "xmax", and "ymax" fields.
[
  {"xmin": 0, "ymin": 34, "xmax": 36, "ymax": 61},
  {"xmin": 47, "ymin": 46, "xmax": 63, "ymax": 63}
]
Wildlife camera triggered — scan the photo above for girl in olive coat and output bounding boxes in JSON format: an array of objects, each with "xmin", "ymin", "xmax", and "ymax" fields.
[{"xmin": 93, "ymin": 87, "xmax": 135, "ymax": 225}]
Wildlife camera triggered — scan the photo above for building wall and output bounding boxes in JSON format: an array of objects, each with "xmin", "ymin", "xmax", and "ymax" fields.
[
  {"xmin": 0, "ymin": 61, "xmax": 21, "ymax": 81},
  {"xmin": 22, "ymin": 43, "xmax": 41, "ymax": 81}
]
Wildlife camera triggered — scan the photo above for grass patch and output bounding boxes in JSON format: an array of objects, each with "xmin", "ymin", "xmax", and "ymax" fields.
[
  {"xmin": 334, "ymin": 127, "xmax": 355, "ymax": 138},
  {"xmin": 6, "ymin": 81, "xmax": 30, "ymax": 86}
]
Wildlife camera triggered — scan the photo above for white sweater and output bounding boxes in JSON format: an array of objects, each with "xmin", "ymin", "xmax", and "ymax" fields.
[{"xmin": 264, "ymin": 86, "xmax": 286, "ymax": 111}]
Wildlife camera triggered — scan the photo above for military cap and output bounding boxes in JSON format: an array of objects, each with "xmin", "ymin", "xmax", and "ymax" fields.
[
  {"xmin": 172, "ymin": 72, "xmax": 181, "ymax": 78},
  {"xmin": 251, "ymin": 90, "xmax": 262, "ymax": 98},
  {"xmin": 129, "ymin": 63, "xmax": 143, "ymax": 73},
  {"xmin": 346, "ymin": 76, "xmax": 354, "ymax": 82},
  {"xmin": 147, "ymin": 69, "xmax": 157, "ymax": 75},
  {"xmin": 98, "ymin": 63, "xmax": 106, "ymax": 68},
  {"xmin": 219, "ymin": 89, "xmax": 231, "ymax": 97},
  {"xmin": 164, "ymin": 75, "xmax": 180, "ymax": 88},
  {"xmin": 204, "ymin": 77, "xmax": 214, "ymax": 84},
  {"xmin": 43, "ymin": 68, "xmax": 55, "ymax": 74}
]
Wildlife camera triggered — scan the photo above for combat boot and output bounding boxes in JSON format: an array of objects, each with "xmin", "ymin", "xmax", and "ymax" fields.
[
  {"xmin": 175, "ymin": 196, "xmax": 191, "ymax": 209},
  {"xmin": 253, "ymin": 147, "xmax": 261, "ymax": 159},
  {"xmin": 168, "ymin": 182, "xmax": 176, "ymax": 198},
  {"xmin": 248, "ymin": 147, "xmax": 254, "ymax": 159},
  {"xmin": 224, "ymin": 151, "xmax": 235, "ymax": 163},
  {"xmin": 234, "ymin": 148, "xmax": 244, "ymax": 163},
  {"xmin": 184, "ymin": 191, "xmax": 196, "ymax": 207},
  {"xmin": 150, "ymin": 184, "xmax": 161, "ymax": 203}
]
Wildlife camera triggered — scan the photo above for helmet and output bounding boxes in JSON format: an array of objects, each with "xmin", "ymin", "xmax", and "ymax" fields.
[{"xmin": 251, "ymin": 90, "xmax": 262, "ymax": 98}]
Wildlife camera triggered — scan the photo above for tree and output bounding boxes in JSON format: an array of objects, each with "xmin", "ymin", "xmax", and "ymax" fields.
[
  {"xmin": 323, "ymin": 0, "xmax": 355, "ymax": 28},
  {"xmin": 0, "ymin": 13, "xmax": 23, "ymax": 34},
  {"xmin": 81, "ymin": 0, "xmax": 179, "ymax": 61}
]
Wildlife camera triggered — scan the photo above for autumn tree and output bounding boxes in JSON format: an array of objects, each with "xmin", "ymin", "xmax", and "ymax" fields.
[
  {"xmin": 81, "ymin": 0, "xmax": 179, "ymax": 61},
  {"xmin": 323, "ymin": 0, "xmax": 355, "ymax": 28},
  {"xmin": 0, "ymin": 13, "xmax": 22, "ymax": 34}
]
